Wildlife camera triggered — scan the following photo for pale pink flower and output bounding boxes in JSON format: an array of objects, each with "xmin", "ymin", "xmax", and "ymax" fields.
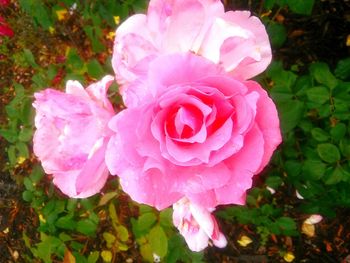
[
  {"xmin": 33, "ymin": 76, "xmax": 115, "ymax": 198},
  {"xmin": 305, "ymin": 214, "xmax": 323, "ymax": 225},
  {"xmin": 173, "ymin": 198, "xmax": 227, "ymax": 252},
  {"xmin": 106, "ymin": 53, "xmax": 281, "ymax": 209},
  {"xmin": 112, "ymin": 0, "xmax": 271, "ymax": 93}
]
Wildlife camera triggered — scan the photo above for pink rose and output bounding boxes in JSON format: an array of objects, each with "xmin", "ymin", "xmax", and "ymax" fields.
[
  {"xmin": 106, "ymin": 53, "xmax": 281, "ymax": 209},
  {"xmin": 112, "ymin": 0, "xmax": 271, "ymax": 93},
  {"xmin": 33, "ymin": 76, "xmax": 115, "ymax": 198},
  {"xmin": 173, "ymin": 198, "xmax": 227, "ymax": 252},
  {"xmin": 0, "ymin": 0, "xmax": 10, "ymax": 6}
]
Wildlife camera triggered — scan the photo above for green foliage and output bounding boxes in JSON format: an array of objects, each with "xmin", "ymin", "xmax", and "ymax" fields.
[
  {"xmin": 265, "ymin": 60, "xmax": 350, "ymax": 216},
  {"xmin": 264, "ymin": 0, "xmax": 315, "ymax": 15},
  {"xmin": 131, "ymin": 206, "xmax": 204, "ymax": 262},
  {"xmin": 219, "ymin": 57, "xmax": 350, "ymax": 240},
  {"xmin": 218, "ymin": 187, "xmax": 298, "ymax": 245},
  {"xmin": 0, "ymin": 83, "xmax": 34, "ymax": 167}
]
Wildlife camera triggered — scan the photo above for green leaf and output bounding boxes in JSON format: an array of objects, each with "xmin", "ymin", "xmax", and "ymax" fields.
[
  {"xmin": 108, "ymin": 203, "xmax": 119, "ymax": 224},
  {"xmin": 335, "ymin": 57, "xmax": 350, "ymax": 80},
  {"xmin": 83, "ymin": 26, "xmax": 105, "ymax": 53},
  {"xmin": 311, "ymin": 128, "xmax": 330, "ymax": 142},
  {"xmin": 0, "ymin": 129, "xmax": 17, "ymax": 143},
  {"xmin": 139, "ymin": 204, "xmax": 154, "ymax": 214},
  {"xmin": 87, "ymin": 251, "xmax": 100, "ymax": 263},
  {"xmin": 22, "ymin": 190, "xmax": 34, "ymax": 202},
  {"xmin": 33, "ymin": 3, "xmax": 53, "ymax": 29},
  {"xmin": 306, "ymin": 86, "xmax": 329, "ymax": 104},
  {"xmin": 325, "ymin": 166, "xmax": 350, "ymax": 185},
  {"xmin": 59, "ymin": 233, "xmax": 72, "ymax": 242},
  {"xmin": 264, "ymin": 0, "xmax": 277, "ymax": 9},
  {"xmin": 160, "ymin": 209, "xmax": 173, "ymax": 228},
  {"xmin": 340, "ymin": 139, "xmax": 350, "ymax": 158},
  {"xmin": 265, "ymin": 176, "xmax": 283, "ymax": 189},
  {"xmin": 66, "ymin": 199, "xmax": 77, "ymax": 212},
  {"xmin": 81, "ymin": 199, "xmax": 94, "ymax": 210},
  {"xmin": 269, "ymin": 69, "xmax": 297, "ymax": 101},
  {"xmin": 317, "ymin": 143, "xmax": 341, "ymax": 163},
  {"xmin": 149, "ymin": 225, "xmax": 168, "ymax": 258},
  {"xmin": 20, "ymin": 99, "xmax": 34, "ymax": 125},
  {"xmin": 67, "ymin": 49, "xmax": 84, "ymax": 70},
  {"xmin": 87, "ymin": 59, "xmax": 104, "ymax": 79},
  {"xmin": 103, "ymin": 232, "xmax": 116, "ymax": 245},
  {"xmin": 23, "ymin": 231, "xmax": 32, "ymax": 248},
  {"xmin": 285, "ymin": 160, "xmax": 302, "ymax": 178},
  {"xmin": 140, "ymin": 243, "xmax": 154, "ymax": 262},
  {"xmin": 309, "ymin": 62, "xmax": 338, "ymax": 89},
  {"xmin": 302, "ymin": 160, "xmax": 326, "ymax": 180},
  {"xmin": 23, "ymin": 49, "xmax": 39, "ymax": 68},
  {"xmin": 16, "ymin": 141, "xmax": 29, "ymax": 159},
  {"xmin": 116, "ymin": 225, "xmax": 129, "ymax": 242},
  {"xmin": 29, "ymin": 165, "xmax": 44, "ymax": 183},
  {"xmin": 7, "ymin": 145, "xmax": 17, "ymax": 165},
  {"xmin": 277, "ymin": 99, "xmax": 304, "ymax": 133},
  {"xmin": 137, "ymin": 213, "xmax": 157, "ymax": 233},
  {"xmin": 275, "ymin": 216, "xmax": 297, "ymax": 232},
  {"xmin": 98, "ymin": 192, "xmax": 118, "ymax": 206},
  {"xmin": 77, "ymin": 219, "xmax": 97, "ymax": 236},
  {"xmin": 55, "ymin": 215, "xmax": 77, "ymax": 230},
  {"xmin": 23, "ymin": 177, "xmax": 34, "ymax": 191},
  {"xmin": 330, "ymin": 123, "xmax": 347, "ymax": 141},
  {"xmin": 287, "ymin": 0, "xmax": 315, "ymax": 15},
  {"xmin": 267, "ymin": 23, "xmax": 287, "ymax": 48},
  {"xmin": 18, "ymin": 127, "xmax": 33, "ymax": 142}
]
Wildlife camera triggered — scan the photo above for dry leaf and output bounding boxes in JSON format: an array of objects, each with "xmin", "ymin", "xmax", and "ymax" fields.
[
  {"xmin": 283, "ymin": 252, "xmax": 295, "ymax": 262},
  {"xmin": 63, "ymin": 249, "xmax": 76, "ymax": 263},
  {"xmin": 237, "ymin": 235, "xmax": 253, "ymax": 247},
  {"xmin": 301, "ymin": 222, "xmax": 315, "ymax": 237}
]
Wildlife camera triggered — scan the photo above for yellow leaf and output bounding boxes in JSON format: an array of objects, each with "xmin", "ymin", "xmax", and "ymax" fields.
[
  {"xmin": 261, "ymin": 10, "xmax": 272, "ymax": 18},
  {"xmin": 106, "ymin": 32, "xmax": 116, "ymax": 40},
  {"xmin": 301, "ymin": 222, "xmax": 315, "ymax": 237},
  {"xmin": 56, "ymin": 9, "xmax": 68, "ymax": 21},
  {"xmin": 17, "ymin": 156, "xmax": 26, "ymax": 164},
  {"xmin": 114, "ymin": 16, "xmax": 120, "ymax": 25},
  {"xmin": 49, "ymin": 27, "xmax": 55, "ymax": 34},
  {"xmin": 39, "ymin": 214, "xmax": 46, "ymax": 223},
  {"xmin": 101, "ymin": 250, "xmax": 112, "ymax": 263},
  {"xmin": 283, "ymin": 252, "xmax": 295, "ymax": 262},
  {"xmin": 347, "ymin": 35, "xmax": 350, "ymax": 47},
  {"xmin": 237, "ymin": 235, "xmax": 253, "ymax": 247},
  {"xmin": 118, "ymin": 243, "xmax": 129, "ymax": 251},
  {"xmin": 140, "ymin": 243, "xmax": 154, "ymax": 263},
  {"xmin": 98, "ymin": 192, "xmax": 118, "ymax": 206}
]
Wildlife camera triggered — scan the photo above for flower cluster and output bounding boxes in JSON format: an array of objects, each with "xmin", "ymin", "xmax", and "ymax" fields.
[{"xmin": 33, "ymin": 0, "xmax": 281, "ymax": 252}]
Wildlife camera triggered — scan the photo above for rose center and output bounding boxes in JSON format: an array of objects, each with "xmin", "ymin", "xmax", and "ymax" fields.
[{"xmin": 166, "ymin": 104, "xmax": 203, "ymax": 140}]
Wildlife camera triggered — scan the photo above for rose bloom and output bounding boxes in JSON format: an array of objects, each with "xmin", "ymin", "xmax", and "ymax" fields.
[
  {"xmin": 0, "ymin": 16, "xmax": 14, "ymax": 38},
  {"xmin": 173, "ymin": 198, "xmax": 227, "ymax": 252},
  {"xmin": 106, "ymin": 53, "xmax": 281, "ymax": 210},
  {"xmin": 33, "ymin": 76, "xmax": 115, "ymax": 198},
  {"xmin": 0, "ymin": 0, "xmax": 10, "ymax": 6},
  {"xmin": 112, "ymin": 0, "xmax": 271, "ymax": 92}
]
